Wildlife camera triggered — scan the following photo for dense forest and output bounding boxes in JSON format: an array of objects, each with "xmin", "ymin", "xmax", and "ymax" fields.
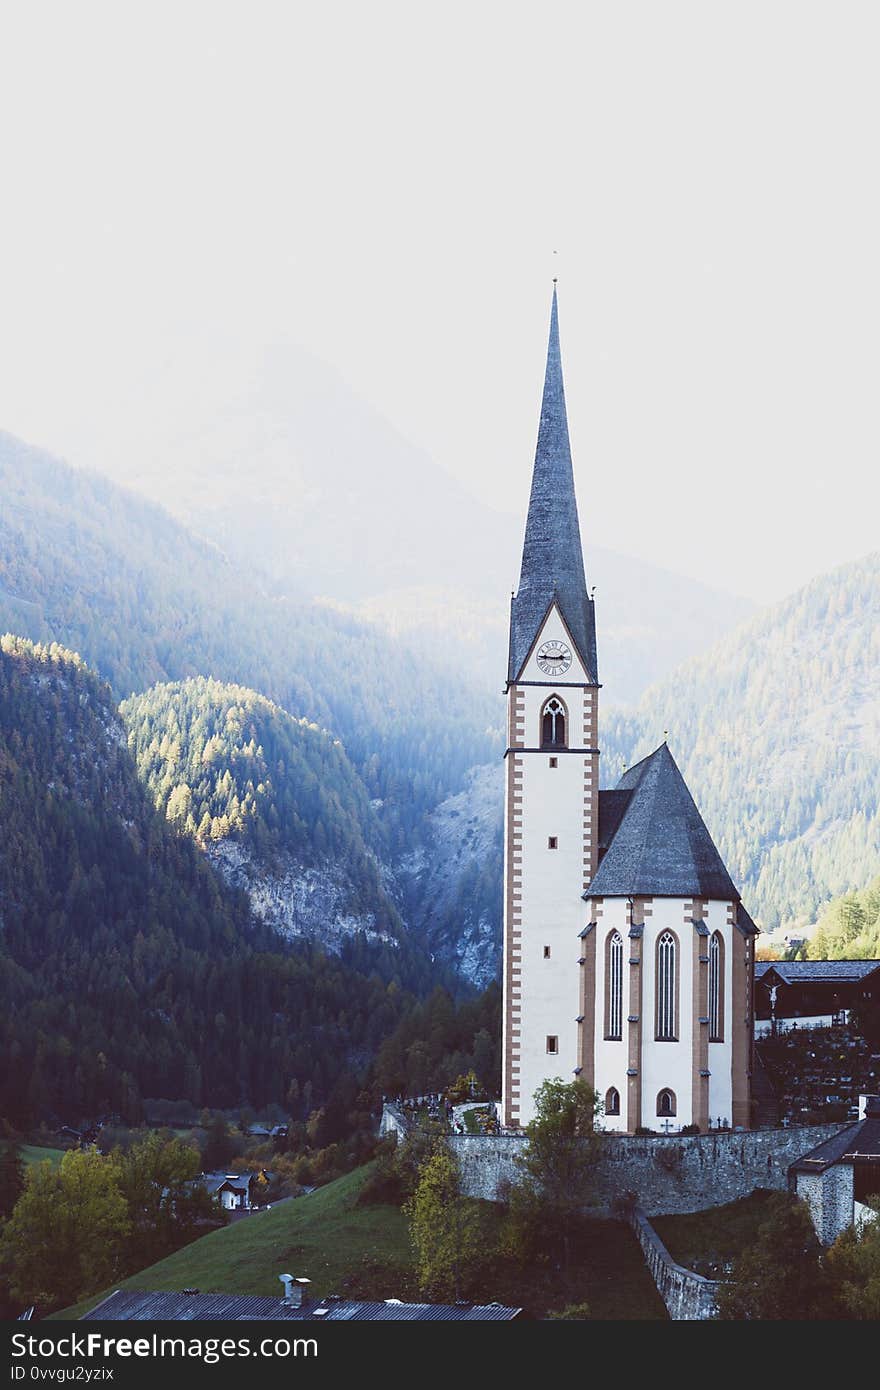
[
  {"xmin": 0, "ymin": 431, "xmax": 506, "ymax": 975},
  {"xmin": 605, "ymin": 551, "xmax": 880, "ymax": 932},
  {"xmin": 121, "ymin": 677, "xmax": 402, "ymax": 943},
  {"xmin": 0, "ymin": 637, "xmax": 453, "ymax": 1128},
  {"xmin": 800, "ymin": 876, "xmax": 880, "ymax": 960}
]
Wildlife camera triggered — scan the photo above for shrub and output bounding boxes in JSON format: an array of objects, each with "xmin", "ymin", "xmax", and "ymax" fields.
[{"xmin": 547, "ymin": 1301, "xmax": 592, "ymax": 1320}]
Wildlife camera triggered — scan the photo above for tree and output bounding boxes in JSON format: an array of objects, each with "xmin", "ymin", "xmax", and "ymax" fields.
[
  {"xmin": 0, "ymin": 1142, "xmax": 25, "ymax": 1219},
  {"xmin": 0, "ymin": 1150, "xmax": 130, "ymax": 1312},
  {"xmin": 827, "ymin": 1203, "xmax": 880, "ymax": 1318},
  {"xmin": 202, "ymin": 1113, "xmax": 236, "ymax": 1171},
  {"xmin": 404, "ymin": 1142, "xmax": 483, "ymax": 1301},
  {"xmin": 114, "ymin": 1132, "xmax": 211, "ymax": 1266},
  {"xmin": 716, "ymin": 1194, "xmax": 835, "ymax": 1320},
  {"xmin": 512, "ymin": 1078, "xmax": 602, "ymax": 1270}
]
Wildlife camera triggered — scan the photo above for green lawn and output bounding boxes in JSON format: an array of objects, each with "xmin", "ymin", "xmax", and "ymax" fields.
[
  {"xmin": 51, "ymin": 1165, "xmax": 414, "ymax": 1320},
  {"xmin": 51, "ymin": 1163, "xmax": 666, "ymax": 1321},
  {"xmin": 652, "ymin": 1190, "xmax": 785, "ymax": 1280},
  {"xmin": 20, "ymin": 1144, "xmax": 65, "ymax": 1168}
]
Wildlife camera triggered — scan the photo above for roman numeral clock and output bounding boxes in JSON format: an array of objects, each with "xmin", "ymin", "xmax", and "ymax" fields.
[{"xmin": 536, "ymin": 640, "xmax": 572, "ymax": 676}]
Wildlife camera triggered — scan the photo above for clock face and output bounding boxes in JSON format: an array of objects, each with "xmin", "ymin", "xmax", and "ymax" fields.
[{"xmin": 537, "ymin": 640, "xmax": 572, "ymax": 676}]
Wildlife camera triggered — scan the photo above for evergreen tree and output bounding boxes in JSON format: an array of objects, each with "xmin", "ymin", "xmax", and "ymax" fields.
[{"xmin": 0, "ymin": 1142, "xmax": 25, "ymax": 1219}]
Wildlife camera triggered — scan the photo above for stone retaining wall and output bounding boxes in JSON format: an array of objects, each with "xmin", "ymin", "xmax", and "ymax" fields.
[
  {"xmin": 381, "ymin": 1108, "xmax": 841, "ymax": 1216},
  {"xmin": 628, "ymin": 1207, "xmax": 719, "ymax": 1320}
]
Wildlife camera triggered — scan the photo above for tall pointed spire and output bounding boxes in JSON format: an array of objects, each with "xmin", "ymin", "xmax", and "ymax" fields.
[{"xmin": 508, "ymin": 285, "xmax": 597, "ymax": 683}]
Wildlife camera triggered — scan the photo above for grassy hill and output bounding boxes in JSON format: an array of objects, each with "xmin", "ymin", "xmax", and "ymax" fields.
[
  {"xmin": 20, "ymin": 1145, "xmax": 64, "ymax": 1169},
  {"xmin": 51, "ymin": 1164, "xmax": 666, "ymax": 1322}
]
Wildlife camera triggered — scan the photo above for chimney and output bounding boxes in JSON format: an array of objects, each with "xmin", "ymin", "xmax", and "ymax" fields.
[{"xmin": 279, "ymin": 1274, "xmax": 311, "ymax": 1307}]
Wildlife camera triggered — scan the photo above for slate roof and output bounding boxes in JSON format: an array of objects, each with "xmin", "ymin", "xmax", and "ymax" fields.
[
  {"xmin": 509, "ymin": 288, "xmax": 597, "ymax": 684},
  {"xmin": 755, "ymin": 960, "xmax": 880, "ymax": 985},
  {"xmin": 588, "ymin": 743, "xmax": 740, "ymax": 901},
  {"xmin": 736, "ymin": 904, "xmax": 760, "ymax": 938},
  {"xmin": 790, "ymin": 1099, "xmax": 880, "ymax": 1174},
  {"xmin": 201, "ymin": 1174, "xmax": 247, "ymax": 1196},
  {"xmin": 83, "ymin": 1290, "xmax": 522, "ymax": 1321},
  {"xmin": 597, "ymin": 790, "xmax": 632, "ymax": 853}
]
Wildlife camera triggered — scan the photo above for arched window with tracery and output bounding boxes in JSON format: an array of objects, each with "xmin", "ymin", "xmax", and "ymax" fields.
[
  {"xmin": 605, "ymin": 931, "xmax": 623, "ymax": 1040},
  {"xmin": 657, "ymin": 1088, "xmax": 677, "ymax": 1118},
  {"xmin": 605, "ymin": 1086, "xmax": 620, "ymax": 1116},
  {"xmin": 655, "ymin": 930, "xmax": 678, "ymax": 1041},
  {"xmin": 709, "ymin": 931, "xmax": 725, "ymax": 1041},
  {"xmin": 541, "ymin": 696, "xmax": 567, "ymax": 749}
]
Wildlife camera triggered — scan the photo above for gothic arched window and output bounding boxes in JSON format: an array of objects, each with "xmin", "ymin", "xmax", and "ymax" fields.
[
  {"xmin": 605, "ymin": 931, "xmax": 624, "ymax": 1040},
  {"xmin": 541, "ymin": 696, "xmax": 567, "ymax": 749},
  {"xmin": 655, "ymin": 930, "xmax": 678, "ymax": 1041},
  {"xmin": 657, "ymin": 1088, "xmax": 677, "ymax": 1118},
  {"xmin": 605, "ymin": 1086, "xmax": 620, "ymax": 1116},
  {"xmin": 709, "ymin": 931, "xmax": 725, "ymax": 1041}
]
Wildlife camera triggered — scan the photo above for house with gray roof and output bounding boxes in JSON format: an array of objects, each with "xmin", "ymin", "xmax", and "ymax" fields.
[
  {"xmin": 755, "ymin": 959, "xmax": 880, "ymax": 1035},
  {"xmin": 790, "ymin": 1094, "xmax": 880, "ymax": 1243}
]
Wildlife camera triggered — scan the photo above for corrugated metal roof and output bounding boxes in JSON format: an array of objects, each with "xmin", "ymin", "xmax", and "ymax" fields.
[{"xmin": 83, "ymin": 1291, "xmax": 522, "ymax": 1322}]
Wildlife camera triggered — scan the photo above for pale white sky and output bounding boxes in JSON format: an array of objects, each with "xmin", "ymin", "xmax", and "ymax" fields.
[{"xmin": 1, "ymin": 1, "xmax": 877, "ymax": 602}]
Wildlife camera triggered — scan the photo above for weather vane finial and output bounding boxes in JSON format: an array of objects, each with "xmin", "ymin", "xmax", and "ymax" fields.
[{"xmin": 552, "ymin": 249, "xmax": 558, "ymax": 284}]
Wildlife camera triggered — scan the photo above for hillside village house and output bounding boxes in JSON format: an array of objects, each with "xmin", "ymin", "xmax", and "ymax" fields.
[
  {"xmin": 201, "ymin": 1169, "xmax": 273, "ymax": 1211},
  {"xmin": 790, "ymin": 1094, "xmax": 880, "ymax": 1244}
]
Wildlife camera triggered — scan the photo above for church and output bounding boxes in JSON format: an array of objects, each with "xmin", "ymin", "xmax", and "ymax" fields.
[{"xmin": 502, "ymin": 288, "xmax": 758, "ymax": 1135}]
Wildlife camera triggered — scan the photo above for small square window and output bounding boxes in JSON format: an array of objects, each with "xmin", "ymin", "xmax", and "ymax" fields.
[
  {"xmin": 548, "ymin": 836, "xmax": 558, "ymax": 850},
  {"xmin": 549, "ymin": 757, "xmax": 558, "ymax": 768},
  {"xmin": 546, "ymin": 1035, "xmax": 558, "ymax": 1055},
  {"xmin": 543, "ymin": 945, "xmax": 551, "ymax": 959}
]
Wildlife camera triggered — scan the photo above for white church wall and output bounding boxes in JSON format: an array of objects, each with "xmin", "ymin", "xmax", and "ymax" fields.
[
  {"xmin": 592, "ymin": 898, "xmax": 737, "ymax": 1132},
  {"xmin": 640, "ymin": 901, "xmax": 695, "ymax": 1131},
  {"xmin": 594, "ymin": 902, "xmax": 631, "ymax": 1134},
  {"xmin": 503, "ymin": 605, "xmax": 597, "ymax": 1127},
  {"xmin": 706, "ymin": 900, "xmax": 734, "ymax": 1129}
]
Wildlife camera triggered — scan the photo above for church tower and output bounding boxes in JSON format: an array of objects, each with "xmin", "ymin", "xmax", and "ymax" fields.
[
  {"xmin": 502, "ymin": 287, "xmax": 756, "ymax": 1134},
  {"xmin": 502, "ymin": 287, "xmax": 599, "ymax": 1129}
]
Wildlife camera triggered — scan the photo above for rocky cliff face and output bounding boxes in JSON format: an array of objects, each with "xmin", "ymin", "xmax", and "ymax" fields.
[
  {"xmin": 208, "ymin": 838, "xmax": 398, "ymax": 953},
  {"xmin": 398, "ymin": 762, "xmax": 503, "ymax": 988}
]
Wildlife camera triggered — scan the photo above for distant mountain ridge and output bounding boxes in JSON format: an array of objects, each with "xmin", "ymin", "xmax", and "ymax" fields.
[{"xmin": 77, "ymin": 347, "xmax": 755, "ymax": 706}]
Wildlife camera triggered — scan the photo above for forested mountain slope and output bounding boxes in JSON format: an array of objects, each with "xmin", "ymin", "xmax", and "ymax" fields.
[
  {"xmin": 121, "ymin": 678, "xmax": 403, "ymax": 950},
  {"xmin": 0, "ymin": 638, "xmax": 436, "ymax": 1127},
  {"xmin": 604, "ymin": 552, "xmax": 880, "ymax": 931},
  {"xmin": 802, "ymin": 876, "xmax": 880, "ymax": 960},
  {"xmin": 0, "ymin": 429, "xmax": 501, "ymax": 855}
]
